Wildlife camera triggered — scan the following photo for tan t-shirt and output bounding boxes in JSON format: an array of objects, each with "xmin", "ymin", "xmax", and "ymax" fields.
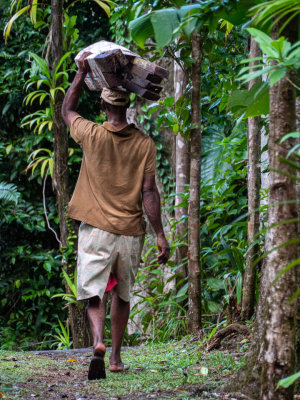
[{"xmin": 67, "ymin": 116, "xmax": 156, "ymax": 236}]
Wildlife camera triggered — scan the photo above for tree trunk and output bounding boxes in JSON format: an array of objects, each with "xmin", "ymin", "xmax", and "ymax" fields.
[
  {"xmin": 50, "ymin": 0, "xmax": 91, "ymax": 348},
  {"xmin": 258, "ymin": 19, "xmax": 298, "ymax": 399},
  {"xmin": 174, "ymin": 49, "xmax": 189, "ymax": 288},
  {"xmin": 187, "ymin": 31, "xmax": 202, "ymax": 334},
  {"xmin": 259, "ymin": 66, "xmax": 297, "ymax": 400},
  {"xmin": 241, "ymin": 38, "xmax": 261, "ymax": 321}
]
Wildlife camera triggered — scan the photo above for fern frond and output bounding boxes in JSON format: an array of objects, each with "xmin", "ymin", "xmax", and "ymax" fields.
[{"xmin": 0, "ymin": 181, "xmax": 21, "ymax": 203}]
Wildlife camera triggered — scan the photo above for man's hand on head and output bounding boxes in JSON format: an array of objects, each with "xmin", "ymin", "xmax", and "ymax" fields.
[
  {"xmin": 157, "ymin": 234, "xmax": 170, "ymax": 264},
  {"xmin": 61, "ymin": 51, "xmax": 92, "ymax": 127},
  {"xmin": 77, "ymin": 51, "xmax": 92, "ymax": 75}
]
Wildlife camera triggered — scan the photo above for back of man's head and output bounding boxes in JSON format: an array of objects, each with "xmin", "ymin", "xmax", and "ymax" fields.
[{"xmin": 101, "ymin": 88, "xmax": 130, "ymax": 107}]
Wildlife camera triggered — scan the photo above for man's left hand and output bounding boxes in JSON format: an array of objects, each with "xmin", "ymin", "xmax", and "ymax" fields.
[{"xmin": 157, "ymin": 235, "xmax": 170, "ymax": 264}]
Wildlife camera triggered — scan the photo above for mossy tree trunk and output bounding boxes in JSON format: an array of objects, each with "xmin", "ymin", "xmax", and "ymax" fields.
[
  {"xmin": 50, "ymin": 0, "xmax": 91, "ymax": 348},
  {"xmin": 187, "ymin": 30, "xmax": 202, "ymax": 334},
  {"xmin": 259, "ymin": 59, "xmax": 297, "ymax": 400}
]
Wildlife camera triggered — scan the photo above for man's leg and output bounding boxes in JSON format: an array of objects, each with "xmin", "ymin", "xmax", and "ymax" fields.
[
  {"xmin": 87, "ymin": 293, "xmax": 108, "ymax": 347},
  {"xmin": 87, "ymin": 293, "xmax": 108, "ymax": 380},
  {"xmin": 109, "ymin": 290, "xmax": 130, "ymax": 368}
]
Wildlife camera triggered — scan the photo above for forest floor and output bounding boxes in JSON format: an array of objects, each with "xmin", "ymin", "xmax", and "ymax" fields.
[{"xmin": 0, "ymin": 334, "xmax": 254, "ymax": 400}]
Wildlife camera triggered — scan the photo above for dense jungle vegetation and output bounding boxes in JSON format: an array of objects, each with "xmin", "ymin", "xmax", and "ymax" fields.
[{"xmin": 1, "ymin": 0, "xmax": 300, "ymax": 398}]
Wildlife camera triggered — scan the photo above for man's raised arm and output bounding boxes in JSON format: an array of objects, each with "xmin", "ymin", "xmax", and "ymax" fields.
[
  {"xmin": 142, "ymin": 175, "xmax": 170, "ymax": 264},
  {"xmin": 61, "ymin": 52, "xmax": 91, "ymax": 127}
]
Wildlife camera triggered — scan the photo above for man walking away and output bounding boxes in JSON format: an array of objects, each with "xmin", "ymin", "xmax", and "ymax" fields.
[{"xmin": 62, "ymin": 53, "xmax": 170, "ymax": 380}]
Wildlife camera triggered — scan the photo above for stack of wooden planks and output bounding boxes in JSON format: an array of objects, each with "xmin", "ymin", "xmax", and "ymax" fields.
[{"xmin": 75, "ymin": 41, "xmax": 169, "ymax": 100}]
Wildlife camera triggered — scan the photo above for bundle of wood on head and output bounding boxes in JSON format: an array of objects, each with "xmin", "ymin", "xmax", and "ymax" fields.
[{"xmin": 75, "ymin": 41, "xmax": 169, "ymax": 101}]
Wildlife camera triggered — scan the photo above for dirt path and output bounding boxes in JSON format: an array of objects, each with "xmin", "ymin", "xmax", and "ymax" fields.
[{"xmin": 0, "ymin": 338, "xmax": 251, "ymax": 399}]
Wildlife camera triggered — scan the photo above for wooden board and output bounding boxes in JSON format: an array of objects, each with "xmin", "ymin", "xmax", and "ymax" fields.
[
  {"xmin": 93, "ymin": 49, "xmax": 128, "ymax": 73},
  {"xmin": 122, "ymin": 80, "xmax": 161, "ymax": 100},
  {"xmin": 132, "ymin": 57, "xmax": 169, "ymax": 79}
]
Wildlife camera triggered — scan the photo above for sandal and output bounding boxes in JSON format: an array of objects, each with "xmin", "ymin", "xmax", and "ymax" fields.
[{"xmin": 109, "ymin": 362, "xmax": 130, "ymax": 373}]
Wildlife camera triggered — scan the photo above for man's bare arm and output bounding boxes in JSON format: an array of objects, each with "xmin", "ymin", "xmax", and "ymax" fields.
[
  {"xmin": 61, "ymin": 52, "xmax": 91, "ymax": 127},
  {"xmin": 142, "ymin": 175, "xmax": 170, "ymax": 264}
]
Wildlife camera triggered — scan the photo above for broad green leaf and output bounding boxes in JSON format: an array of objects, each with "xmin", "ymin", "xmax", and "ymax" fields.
[
  {"xmin": 244, "ymin": 83, "xmax": 269, "ymax": 118},
  {"xmin": 150, "ymin": 9, "xmax": 180, "ymax": 49},
  {"xmin": 228, "ymin": 81, "xmax": 269, "ymax": 118},
  {"xmin": 29, "ymin": 52, "xmax": 51, "ymax": 80},
  {"xmin": 276, "ymin": 371, "xmax": 300, "ymax": 389},
  {"xmin": 246, "ymin": 28, "xmax": 279, "ymax": 58},
  {"xmin": 271, "ymin": 36, "xmax": 285, "ymax": 53},
  {"xmin": 269, "ymin": 68, "xmax": 286, "ymax": 86},
  {"xmin": 228, "ymin": 89, "xmax": 249, "ymax": 110},
  {"xmin": 129, "ymin": 13, "xmax": 154, "ymax": 49}
]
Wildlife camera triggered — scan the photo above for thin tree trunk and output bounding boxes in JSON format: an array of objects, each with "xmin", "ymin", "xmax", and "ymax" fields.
[
  {"xmin": 50, "ymin": 0, "xmax": 91, "ymax": 348},
  {"xmin": 187, "ymin": 31, "xmax": 202, "ymax": 334},
  {"xmin": 174, "ymin": 50, "xmax": 189, "ymax": 287},
  {"xmin": 51, "ymin": 0, "xmax": 69, "ymax": 247},
  {"xmin": 241, "ymin": 38, "xmax": 261, "ymax": 321}
]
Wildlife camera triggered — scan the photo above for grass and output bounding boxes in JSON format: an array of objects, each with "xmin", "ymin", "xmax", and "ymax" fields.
[{"xmin": 0, "ymin": 336, "xmax": 248, "ymax": 399}]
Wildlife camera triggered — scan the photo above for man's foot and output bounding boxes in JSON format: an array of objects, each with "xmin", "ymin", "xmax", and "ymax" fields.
[
  {"xmin": 109, "ymin": 361, "xmax": 130, "ymax": 373},
  {"xmin": 88, "ymin": 343, "xmax": 106, "ymax": 380}
]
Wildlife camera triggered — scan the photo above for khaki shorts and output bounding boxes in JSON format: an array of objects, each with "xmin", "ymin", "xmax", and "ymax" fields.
[{"xmin": 77, "ymin": 223, "xmax": 144, "ymax": 302}]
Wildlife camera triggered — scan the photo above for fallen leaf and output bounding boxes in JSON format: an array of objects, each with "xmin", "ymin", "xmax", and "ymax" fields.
[
  {"xmin": 67, "ymin": 359, "xmax": 78, "ymax": 362},
  {"xmin": 200, "ymin": 366, "xmax": 209, "ymax": 375}
]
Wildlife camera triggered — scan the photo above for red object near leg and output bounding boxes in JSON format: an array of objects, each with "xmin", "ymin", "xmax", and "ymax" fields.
[{"xmin": 105, "ymin": 273, "xmax": 117, "ymax": 293}]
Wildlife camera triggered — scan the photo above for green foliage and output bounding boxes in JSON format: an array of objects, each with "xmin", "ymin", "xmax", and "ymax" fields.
[
  {"xmin": 228, "ymin": 81, "xmax": 269, "ymax": 118},
  {"xmin": 129, "ymin": 0, "xmax": 256, "ymax": 49},
  {"xmin": 251, "ymin": 0, "xmax": 300, "ymax": 35},
  {"xmin": 139, "ymin": 102, "xmax": 175, "ymax": 193},
  {"xmin": 238, "ymin": 28, "xmax": 300, "ymax": 87},
  {"xmin": 51, "ymin": 318, "xmax": 73, "ymax": 350},
  {"xmin": 52, "ymin": 269, "xmax": 77, "ymax": 305},
  {"xmin": 21, "ymin": 51, "xmax": 72, "ymax": 137},
  {"xmin": 131, "ymin": 236, "xmax": 188, "ymax": 343},
  {"xmin": 276, "ymin": 370, "xmax": 300, "ymax": 389}
]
